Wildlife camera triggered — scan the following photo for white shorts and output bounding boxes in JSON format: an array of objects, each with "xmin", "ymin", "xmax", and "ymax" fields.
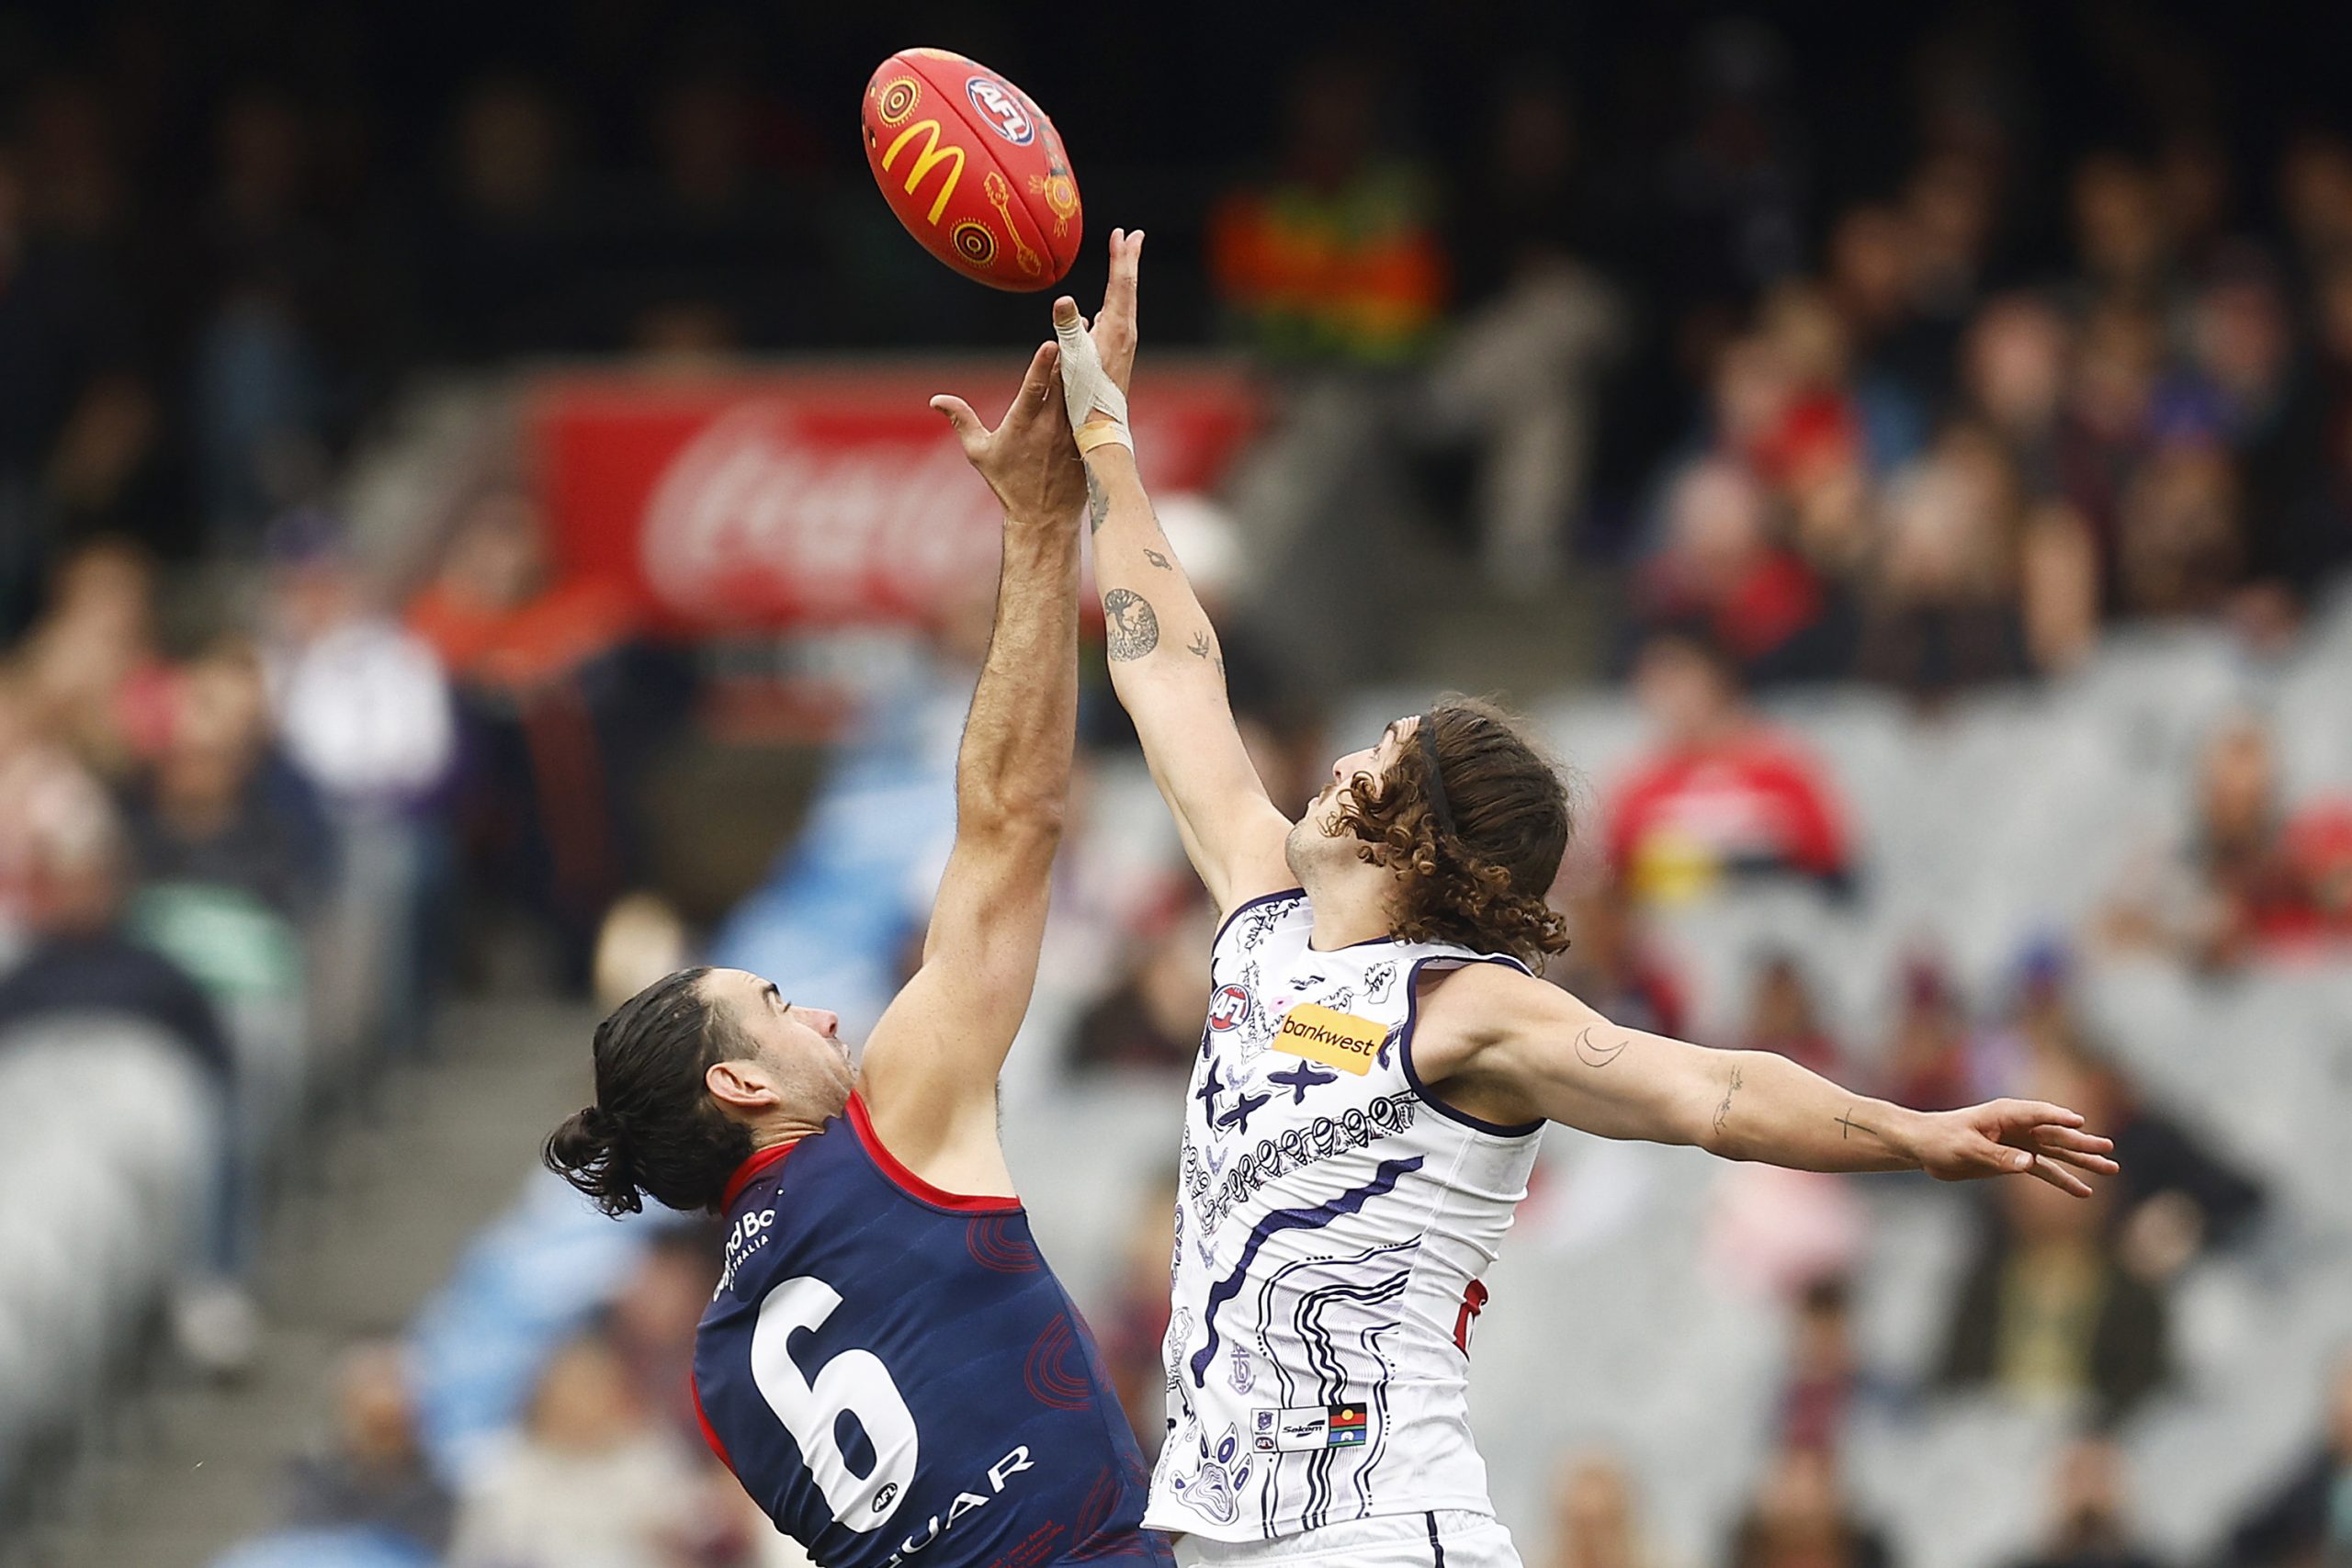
[{"xmin": 1173, "ymin": 1510, "xmax": 1522, "ymax": 1568}]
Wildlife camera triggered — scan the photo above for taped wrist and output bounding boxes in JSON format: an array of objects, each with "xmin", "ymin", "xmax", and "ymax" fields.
[{"xmin": 1054, "ymin": 311, "xmax": 1131, "ymax": 454}]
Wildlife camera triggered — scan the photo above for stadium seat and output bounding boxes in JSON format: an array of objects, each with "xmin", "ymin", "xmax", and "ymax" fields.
[
  {"xmin": 207, "ymin": 1528, "xmax": 435, "ymax": 1568},
  {"xmin": 0, "ymin": 1018, "xmax": 221, "ymax": 1514}
]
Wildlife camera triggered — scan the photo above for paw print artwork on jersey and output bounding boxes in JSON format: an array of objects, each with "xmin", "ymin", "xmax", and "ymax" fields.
[
  {"xmin": 1365, "ymin": 961, "xmax": 1397, "ymax": 1003},
  {"xmin": 1378, "ymin": 1022, "xmax": 1403, "ymax": 1070},
  {"xmin": 1169, "ymin": 1423, "xmax": 1251, "ymax": 1525}
]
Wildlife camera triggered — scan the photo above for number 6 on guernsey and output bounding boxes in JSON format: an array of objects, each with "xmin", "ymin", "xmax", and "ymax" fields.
[{"xmin": 748, "ymin": 1275, "xmax": 920, "ymax": 1530}]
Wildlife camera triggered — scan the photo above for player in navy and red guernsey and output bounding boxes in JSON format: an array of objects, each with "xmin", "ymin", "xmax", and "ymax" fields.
[{"xmin": 546, "ymin": 235, "xmax": 1171, "ymax": 1568}]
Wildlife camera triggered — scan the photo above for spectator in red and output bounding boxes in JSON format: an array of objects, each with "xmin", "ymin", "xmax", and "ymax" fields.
[
  {"xmin": 1638, "ymin": 457, "xmax": 1837, "ymax": 685},
  {"xmin": 1607, "ymin": 625, "xmax": 1854, "ymax": 906},
  {"xmin": 2102, "ymin": 715, "xmax": 2352, "ymax": 968},
  {"xmin": 407, "ymin": 488, "xmax": 647, "ymax": 987}
]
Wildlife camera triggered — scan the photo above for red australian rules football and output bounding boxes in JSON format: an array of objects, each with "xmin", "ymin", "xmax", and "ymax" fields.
[{"xmin": 861, "ymin": 49, "xmax": 1083, "ymax": 291}]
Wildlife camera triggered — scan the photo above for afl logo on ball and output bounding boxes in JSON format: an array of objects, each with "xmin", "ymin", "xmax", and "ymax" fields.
[
  {"xmin": 1207, "ymin": 985, "xmax": 1252, "ymax": 1032},
  {"xmin": 966, "ymin": 76, "xmax": 1035, "ymax": 144}
]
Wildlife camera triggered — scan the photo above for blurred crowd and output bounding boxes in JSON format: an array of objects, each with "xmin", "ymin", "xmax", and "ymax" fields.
[
  {"xmin": 5, "ymin": 6, "xmax": 2352, "ymax": 1568},
  {"xmin": 1212, "ymin": 39, "xmax": 2352, "ymax": 688},
  {"xmin": 6, "ymin": 7, "xmax": 2352, "ymax": 692}
]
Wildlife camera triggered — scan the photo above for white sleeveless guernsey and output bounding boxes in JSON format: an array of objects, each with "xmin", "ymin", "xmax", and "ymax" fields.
[{"xmin": 1142, "ymin": 887, "xmax": 1544, "ymax": 1542}]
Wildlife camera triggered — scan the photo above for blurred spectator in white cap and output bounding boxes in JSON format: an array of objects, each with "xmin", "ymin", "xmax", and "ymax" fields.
[{"xmin": 265, "ymin": 510, "xmax": 457, "ymax": 1063}]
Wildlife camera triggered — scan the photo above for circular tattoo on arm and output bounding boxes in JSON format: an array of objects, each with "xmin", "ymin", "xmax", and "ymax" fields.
[{"xmin": 1102, "ymin": 589, "xmax": 1160, "ymax": 661}]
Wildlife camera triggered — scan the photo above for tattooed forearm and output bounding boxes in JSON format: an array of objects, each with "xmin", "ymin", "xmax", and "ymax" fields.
[
  {"xmin": 1187, "ymin": 630, "xmax": 1215, "ymax": 661},
  {"xmin": 1102, "ymin": 589, "xmax": 1160, "ymax": 661},
  {"xmin": 1085, "ymin": 465, "xmax": 1109, "ymax": 534},
  {"xmin": 1143, "ymin": 547, "xmax": 1173, "ymax": 570},
  {"xmin": 1837, "ymin": 1107, "xmax": 1885, "ymax": 1143},
  {"xmin": 1574, "ymin": 1026, "xmax": 1628, "ymax": 1067},
  {"xmin": 1713, "ymin": 1065, "xmax": 1744, "ymax": 1136}
]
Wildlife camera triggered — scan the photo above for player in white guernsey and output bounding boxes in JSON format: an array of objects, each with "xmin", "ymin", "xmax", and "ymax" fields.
[{"xmin": 1048, "ymin": 236, "xmax": 2119, "ymax": 1568}]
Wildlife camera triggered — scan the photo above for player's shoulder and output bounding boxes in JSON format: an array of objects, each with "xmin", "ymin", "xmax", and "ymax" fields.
[{"xmin": 1414, "ymin": 958, "xmax": 1569, "ymax": 1036}]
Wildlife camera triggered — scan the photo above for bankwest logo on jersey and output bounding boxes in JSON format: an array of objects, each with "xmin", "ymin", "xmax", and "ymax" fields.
[{"xmin": 1271, "ymin": 1004, "xmax": 1385, "ymax": 1075}]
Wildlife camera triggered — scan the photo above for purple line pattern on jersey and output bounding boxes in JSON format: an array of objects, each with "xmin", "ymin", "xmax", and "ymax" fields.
[{"xmin": 1187, "ymin": 1156, "xmax": 1424, "ymax": 1387}]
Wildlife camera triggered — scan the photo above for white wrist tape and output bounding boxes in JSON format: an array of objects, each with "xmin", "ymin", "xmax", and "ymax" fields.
[{"xmin": 1054, "ymin": 311, "xmax": 1131, "ymax": 453}]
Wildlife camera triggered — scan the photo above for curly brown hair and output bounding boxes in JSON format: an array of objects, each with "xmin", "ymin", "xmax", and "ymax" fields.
[{"xmin": 1332, "ymin": 697, "xmax": 1573, "ymax": 966}]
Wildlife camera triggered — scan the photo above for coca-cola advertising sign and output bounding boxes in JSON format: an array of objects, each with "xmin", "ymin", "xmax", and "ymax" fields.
[{"xmin": 527, "ymin": 363, "xmax": 1261, "ymax": 632}]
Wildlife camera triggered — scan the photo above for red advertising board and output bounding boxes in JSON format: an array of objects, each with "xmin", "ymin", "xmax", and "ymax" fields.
[{"xmin": 527, "ymin": 361, "xmax": 1261, "ymax": 634}]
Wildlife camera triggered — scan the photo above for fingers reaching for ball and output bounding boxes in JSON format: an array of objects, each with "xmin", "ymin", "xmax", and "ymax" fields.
[{"xmin": 1095, "ymin": 229, "xmax": 1143, "ymax": 390}]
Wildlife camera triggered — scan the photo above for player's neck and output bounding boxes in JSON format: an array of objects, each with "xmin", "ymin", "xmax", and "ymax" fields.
[
  {"xmin": 743, "ymin": 1103, "xmax": 833, "ymax": 1153},
  {"xmin": 1300, "ymin": 867, "xmax": 1395, "ymax": 952}
]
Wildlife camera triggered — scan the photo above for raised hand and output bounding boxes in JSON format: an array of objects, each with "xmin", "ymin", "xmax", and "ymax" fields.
[
  {"xmin": 1087, "ymin": 227, "xmax": 1142, "ymax": 394},
  {"xmin": 1911, "ymin": 1098, "xmax": 2120, "ymax": 1197},
  {"xmin": 1050, "ymin": 229, "xmax": 1144, "ymax": 444},
  {"xmin": 930, "ymin": 339, "xmax": 1087, "ymax": 527}
]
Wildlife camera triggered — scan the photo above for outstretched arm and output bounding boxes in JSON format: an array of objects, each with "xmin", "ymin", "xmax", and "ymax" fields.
[
  {"xmin": 1057, "ymin": 231, "xmax": 1295, "ymax": 915},
  {"xmin": 856, "ymin": 340, "xmax": 1086, "ymax": 1195},
  {"xmin": 1417, "ymin": 964, "xmax": 2120, "ymax": 1195}
]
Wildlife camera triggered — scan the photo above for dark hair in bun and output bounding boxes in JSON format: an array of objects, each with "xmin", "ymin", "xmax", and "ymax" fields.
[{"xmin": 543, "ymin": 967, "xmax": 757, "ymax": 1216}]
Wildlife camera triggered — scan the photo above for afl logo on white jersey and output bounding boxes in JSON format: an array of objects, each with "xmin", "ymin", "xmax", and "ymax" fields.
[{"xmin": 1206, "ymin": 984, "xmax": 1252, "ymax": 1032}]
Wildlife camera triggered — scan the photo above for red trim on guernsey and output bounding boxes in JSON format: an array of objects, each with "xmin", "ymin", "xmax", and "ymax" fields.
[
  {"xmin": 845, "ymin": 1092, "xmax": 1023, "ymax": 1213},
  {"xmin": 691, "ymin": 1376, "xmax": 734, "ymax": 1473},
  {"xmin": 719, "ymin": 1142, "xmax": 793, "ymax": 1212}
]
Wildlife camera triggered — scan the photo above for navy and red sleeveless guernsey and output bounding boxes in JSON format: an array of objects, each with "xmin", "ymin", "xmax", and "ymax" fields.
[{"xmin": 694, "ymin": 1093, "xmax": 1172, "ymax": 1568}]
